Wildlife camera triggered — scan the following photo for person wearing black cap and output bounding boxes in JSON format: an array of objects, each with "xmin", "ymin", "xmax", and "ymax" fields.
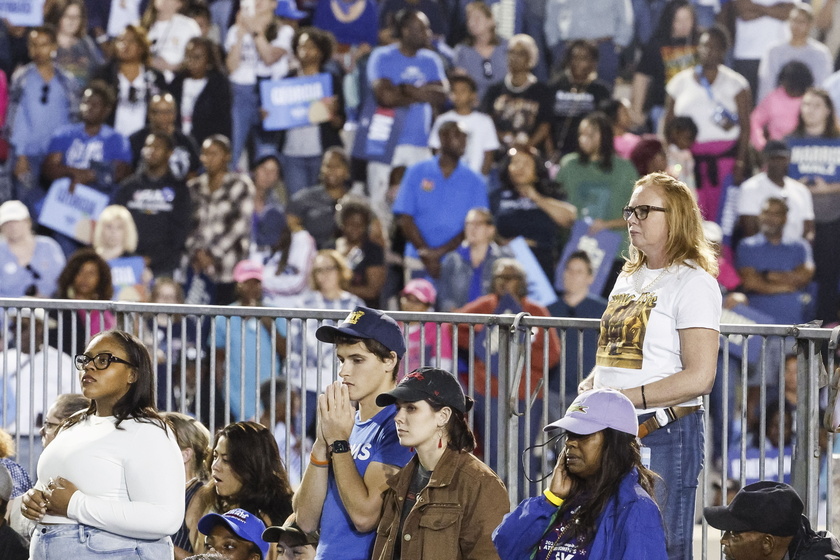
[
  {"xmin": 293, "ymin": 306, "xmax": 413, "ymax": 560},
  {"xmin": 370, "ymin": 366, "xmax": 509, "ymax": 560},
  {"xmin": 704, "ymin": 480, "xmax": 840, "ymax": 560},
  {"xmin": 263, "ymin": 515, "xmax": 318, "ymax": 559},
  {"xmin": 737, "ymin": 139, "xmax": 815, "ymax": 242}
]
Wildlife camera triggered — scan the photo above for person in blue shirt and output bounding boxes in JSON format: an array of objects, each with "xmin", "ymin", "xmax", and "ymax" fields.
[
  {"xmin": 293, "ymin": 306, "xmax": 413, "ymax": 560},
  {"xmin": 393, "ymin": 121, "xmax": 489, "ymax": 279}
]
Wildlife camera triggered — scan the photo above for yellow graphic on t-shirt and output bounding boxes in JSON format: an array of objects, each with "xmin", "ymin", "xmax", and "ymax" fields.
[{"xmin": 596, "ymin": 292, "xmax": 658, "ymax": 369}]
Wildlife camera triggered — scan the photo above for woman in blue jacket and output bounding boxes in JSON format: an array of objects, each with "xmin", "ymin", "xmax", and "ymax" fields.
[{"xmin": 493, "ymin": 388, "xmax": 667, "ymax": 559}]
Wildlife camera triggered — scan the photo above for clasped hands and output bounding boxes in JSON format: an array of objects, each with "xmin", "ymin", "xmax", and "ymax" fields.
[
  {"xmin": 315, "ymin": 381, "xmax": 356, "ymax": 450},
  {"xmin": 20, "ymin": 477, "xmax": 79, "ymax": 521}
]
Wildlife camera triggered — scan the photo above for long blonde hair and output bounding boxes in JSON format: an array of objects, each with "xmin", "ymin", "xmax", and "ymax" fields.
[{"xmin": 624, "ymin": 172, "xmax": 718, "ymax": 277}]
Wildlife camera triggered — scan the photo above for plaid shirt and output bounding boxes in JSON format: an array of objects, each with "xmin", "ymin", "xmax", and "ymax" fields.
[{"xmin": 185, "ymin": 173, "xmax": 255, "ymax": 283}]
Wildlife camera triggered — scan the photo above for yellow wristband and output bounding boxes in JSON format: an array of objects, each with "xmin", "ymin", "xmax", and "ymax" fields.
[{"xmin": 543, "ymin": 489, "xmax": 564, "ymax": 507}]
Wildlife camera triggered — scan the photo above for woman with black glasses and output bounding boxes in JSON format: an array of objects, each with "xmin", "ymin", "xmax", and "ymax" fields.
[
  {"xmin": 21, "ymin": 330, "xmax": 185, "ymax": 559},
  {"xmin": 577, "ymin": 172, "xmax": 721, "ymax": 559}
]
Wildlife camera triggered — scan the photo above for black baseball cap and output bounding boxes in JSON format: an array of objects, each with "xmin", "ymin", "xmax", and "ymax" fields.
[
  {"xmin": 315, "ymin": 306, "xmax": 405, "ymax": 358},
  {"xmin": 262, "ymin": 519, "xmax": 319, "ymax": 547},
  {"xmin": 376, "ymin": 366, "xmax": 473, "ymax": 413},
  {"xmin": 764, "ymin": 140, "xmax": 791, "ymax": 157},
  {"xmin": 704, "ymin": 481, "xmax": 803, "ymax": 537}
]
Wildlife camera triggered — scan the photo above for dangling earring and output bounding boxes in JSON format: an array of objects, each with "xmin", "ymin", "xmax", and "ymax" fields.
[{"xmin": 437, "ymin": 427, "xmax": 443, "ymax": 449}]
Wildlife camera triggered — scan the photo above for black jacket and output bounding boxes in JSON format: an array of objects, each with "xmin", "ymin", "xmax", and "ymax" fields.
[
  {"xmin": 790, "ymin": 515, "xmax": 840, "ymax": 559},
  {"xmin": 169, "ymin": 69, "xmax": 233, "ymax": 148}
]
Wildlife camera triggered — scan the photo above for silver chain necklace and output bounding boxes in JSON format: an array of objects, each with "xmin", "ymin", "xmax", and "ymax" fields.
[{"xmin": 632, "ymin": 265, "xmax": 670, "ymax": 293}]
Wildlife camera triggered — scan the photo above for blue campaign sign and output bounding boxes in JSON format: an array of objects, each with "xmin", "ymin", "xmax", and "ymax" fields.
[
  {"xmin": 554, "ymin": 220, "xmax": 621, "ymax": 296},
  {"xmin": 506, "ymin": 236, "xmax": 558, "ymax": 307},
  {"xmin": 351, "ymin": 96, "xmax": 408, "ymax": 164},
  {"xmin": 38, "ymin": 179, "xmax": 109, "ymax": 243},
  {"xmin": 109, "ymin": 256, "xmax": 147, "ymax": 300},
  {"xmin": 787, "ymin": 137, "xmax": 840, "ymax": 182},
  {"xmin": 0, "ymin": 0, "xmax": 44, "ymax": 26},
  {"xmin": 260, "ymin": 73, "xmax": 333, "ymax": 131}
]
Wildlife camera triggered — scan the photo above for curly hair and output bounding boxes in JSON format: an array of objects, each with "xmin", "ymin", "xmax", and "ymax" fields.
[{"xmin": 57, "ymin": 248, "xmax": 113, "ymax": 300}]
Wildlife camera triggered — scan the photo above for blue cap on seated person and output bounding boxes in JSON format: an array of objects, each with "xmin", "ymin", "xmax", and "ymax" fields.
[
  {"xmin": 315, "ymin": 306, "xmax": 406, "ymax": 358},
  {"xmin": 275, "ymin": 0, "xmax": 306, "ymax": 19},
  {"xmin": 704, "ymin": 481, "xmax": 803, "ymax": 537},
  {"xmin": 377, "ymin": 366, "xmax": 474, "ymax": 413},
  {"xmin": 198, "ymin": 508, "xmax": 270, "ymax": 559},
  {"xmin": 543, "ymin": 388, "xmax": 638, "ymax": 436}
]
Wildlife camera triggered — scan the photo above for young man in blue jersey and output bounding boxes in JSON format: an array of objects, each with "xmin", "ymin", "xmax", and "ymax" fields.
[{"xmin": 293, "ymin": 306, "xmax": 413, "ymax": 560}]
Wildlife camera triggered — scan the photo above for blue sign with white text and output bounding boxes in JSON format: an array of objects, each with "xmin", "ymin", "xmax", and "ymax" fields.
[
  {"xmin": 786, "ymin": 137, "xmax": 840, "ymax": 182},
  {"xmin": 260, "ymin": 73, "xmax": 333, "ymax": 131}
]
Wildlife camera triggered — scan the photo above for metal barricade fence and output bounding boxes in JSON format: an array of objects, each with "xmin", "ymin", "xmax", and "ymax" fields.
[{"xmin": 0, "ymin": 298, "xmax": 837, "ymax": 556}]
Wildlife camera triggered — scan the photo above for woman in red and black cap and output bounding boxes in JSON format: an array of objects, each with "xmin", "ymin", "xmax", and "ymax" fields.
[{"xmin": 370, "ymin": 366, "xmax": 510, "ymax": 560}]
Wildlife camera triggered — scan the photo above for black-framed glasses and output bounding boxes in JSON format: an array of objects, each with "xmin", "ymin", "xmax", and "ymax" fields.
[
  {"xmin": 622, "ymin": 205, "xmax": 668, "ymax": 221},
  {"xmin": 74, "ymin": 352, "xmax": 136, "ymax": 371},
  {"xmin": 40, "ymin": 84, "xmax": 49, "ymax": 105}
]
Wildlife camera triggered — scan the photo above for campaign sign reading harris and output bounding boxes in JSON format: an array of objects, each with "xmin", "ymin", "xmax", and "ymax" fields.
[
  {"xmin": 787, "ymin": 137, "xmax": 840, "ymax": 182},
  {"xmin": 0, "ymin": 0, "xmax": 44, "ymax": 26},
  {"xmin": 260, "ymin": 73, "xmax": 333, "ymax": 131},
  {"xmin": 39, "ymin": 178, "xmax": 109, "ymax": 244}
]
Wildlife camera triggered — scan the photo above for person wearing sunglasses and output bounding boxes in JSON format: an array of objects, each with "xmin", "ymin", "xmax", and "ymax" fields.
[
  {"xmin": 578, "ymin": 172, "xmax": 721, "ymax": 560},
  {"xmin": 20, "ymin": 330, "xmax": 185, "ymax": 559}
]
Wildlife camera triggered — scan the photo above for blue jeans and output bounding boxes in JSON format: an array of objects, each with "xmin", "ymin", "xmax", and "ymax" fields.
[
  {"xmin": 642, "ymin": 409, "xmax": 705, "ymax": 560},
  {"xmin": 278, "ymin": 154, "xmax": 323, "ymax": 198},
  {"xmin": 30, "ymin": 524, "xmax": 173, "ymax": 560},
  {"xmin": 230, "ymin": 83, "xmax": 262, "ymax": 170}
]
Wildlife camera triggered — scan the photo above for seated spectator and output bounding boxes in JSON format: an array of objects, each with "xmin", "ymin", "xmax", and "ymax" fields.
[
  {"xmin": 394, "ymin": 121, "xmax": 489, "ymax": 280},
  {"xmin": 49, "ymin": 249, "xmax": 116, "ymax": 355},
  {"xmin": 259, "ymin": 219, "xmax": 317, "ymax": 308},
  {"xmin": 333, "ymin": 197, "xmax": 385, "ymax": 308},
  {"xmin": 129, "ymin": 92, "xmax": 200, "ymax": 181},
  {"xmin": 90, "ymin": 25, "xmax": 168, "ymax": 138},
  {"xmin": 186, "ymin": 422, "xmax": 294, "ymax": 553},
  {"xmin": 0, "ymin": 463, "xmax": 27, "ymax": 560},
  {"xmin": 481, "ymin": 33, "xmax": 551, "ymax": 155},
  {"xmin": 277, "ymin": 27, "xmax": 345, "ymax": 198},
  {"xmin": 9, "ymin": 26, "xmax": 79, "ymax": 197},
  {"xmin": 756, "ymin": 3, "xmax": 833, "ymax": 104},
  {"xmin": 548, "ymin": 39, "xmax": 611, "ymax": 159},
  {"xmin": 250, "ymin": 154, "xmax": 287, "ymax": 258},
  {"xmin": 664, "ymin": 116, "xmax": 698, "ymax": 194},
  {"xmin": 727, "ymin": 400, "xmax": 793, "ymax": 486},
  {"xmin": 602, "ymin": 98, "xmax": 640, "ymax": 159},
  {"xmin": 197, "ymin": 508, "xmax": 269, "ymax": 560},
  {"xmin": 262, "ymin": 516, "xmax": 318, "ymax": 560},
  {"xmin": 258, "ymin": 378, "xmax": 305, "ymax": 487},
  {"xmin": 492, "ymin": 146, "xmax": 576, "ymax": 281},
  {"xmin": 184, "ymin": 135, "xmax": 255, "ymax": 306},
  {"xmin": 397, "ymin": 279, "xmax": 453, "ymax": 376},
  {"xmin": 494, "ymin": 389, "xmax": 666, "ymax": 559},
  {"xmin": 628, "ymin": 135, "xmax": 668, "ymax": 177},
  {"xmin": 0, "ymin": 200, "xmax": 65, "ymax": 298},
  {"xmin": 92, "ymin": 204, "xmax": 152, "ymax": 302},
  {"xmin": 142, "ymin": 0, "xmax": 201, "ymax": 82},
  {"xmin": 438, "ymin": 207, "xmax": 512, "ymax": 312},
  {"xmin": 39, "ymin": 393, "xmax": 89, "ymax": 448},
  {"xmin": 212, "ymin": 261, "xmax": 287, "ymax": 421},
  {"xmin": 736, "ymin": 197, "xmax": 815, "ymax": 324},
  {"xmin": 453, "ymin": 1, "xmax": 508, "ymax": 101},
  {"xmin": 738, "ymin": 141, "xmax": 815, "ymax": 242},
  {"xmin": 162, "ymin": 411, "xmax": 212, "ymax": 559},
  {"xmin": 429, "ymin": 72, "xmax": 499, "ymax": 178},
  {"xmin": 2, "ymin": 307, "xmax": 75, "ymax": 471},
  {"xmin": 287, "ymin": 147, "xmax": 350, "ymax": 250},
  {"xmin": 751, "ymin": 61, "xmax": 813, "ymax": 151},
  {"xmin": 286, "ymin": 250, "xmax": 364, "ymax": 432},
  {"xmin": 44, "ymin": 0, "xmax": 103, "ymax": 86},
  {"xmin": 114, "ymin": 132, "xmax": 191, "ymax": 277},
  {"xmin": 704, "ymin": 481, "xmax": 840, "ymax": 559},
  {"xmin": 372, "ymin": 367, "xmax": 510, "ymax": 559},
  {"xmin": 170, "ymin": 37, "xmax": 232, "ymax": 149},
  {"xmin": 548, "ymin": 251, "xmax": 607, "ymax": 405}
]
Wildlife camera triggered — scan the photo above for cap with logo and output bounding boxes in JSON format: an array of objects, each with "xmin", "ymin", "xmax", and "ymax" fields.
[
  {"xmin": 315, "ymin": 306, "xmax": 405, "ymax": 358},
  {"xmin": 197, "ymin": 508, "xmax": 270, "ymax": 559},
  {"xmin": 376, "ymin": 366, "xmax": 473, "ymax": 413},
  {"xmin": 543, "ymin": 388, "xmax": 638, "ymax": 436}
]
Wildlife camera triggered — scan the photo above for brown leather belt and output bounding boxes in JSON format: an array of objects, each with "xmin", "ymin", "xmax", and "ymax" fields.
[{"xmin": 638, "ymin": 405, "xmax": 701, "ymax": 439}]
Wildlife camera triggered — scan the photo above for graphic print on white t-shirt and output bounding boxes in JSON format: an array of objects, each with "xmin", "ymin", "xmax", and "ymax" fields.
[{"xmin": 596, "ymin": 292, "xmax": 658, "ymax": 369}]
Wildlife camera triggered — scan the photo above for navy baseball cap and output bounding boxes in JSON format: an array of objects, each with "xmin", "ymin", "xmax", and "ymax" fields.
[
  {"xmin": 377, "ymin": 366, "xmax": 473, "ymax": 413},
  {"xmin": 315, "ymin": 306, "xmax": 405, "ymax": 358},
  {"xmin": 198, "ymin": 508, "xmax": 270, "ymax": 559}
]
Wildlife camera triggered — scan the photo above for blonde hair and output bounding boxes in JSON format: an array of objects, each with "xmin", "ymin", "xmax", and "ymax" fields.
[
  {"xmin": 162, "ymin": 411, "xmax": 212, "ymax": 481},
  {"xmin": 624, "ymin": 173, "xmax": 718, "ymax": 277},
  {"xmin": 93, "ymin": 205, "xmax": 139, "ymax": 255},
  {"xmin": 310, "ymin": 249, "xmax": 353, "ymax": 292},
  {"xmin": 509, "ymin": 34, "xmax": 539, "ymax": 69},
  {"xmin": 0, "ymin": 429, "xmax": 14, "ymax": 458}
]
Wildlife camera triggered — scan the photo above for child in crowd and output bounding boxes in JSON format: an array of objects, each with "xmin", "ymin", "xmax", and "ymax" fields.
[
  {"xmin": 665, "ymin": 115, "xmax": 698, "ymax": 195},
  {"xmin": 197, "ymin": 508, "xmax": 270, "ymax": 560},
  {"xmin": 263, "ymin": 516, "xmax": 318, "ymax": 560},
  {"xmin": 428, "ymin": 72, "xmax": 499, "ymax": 178}
]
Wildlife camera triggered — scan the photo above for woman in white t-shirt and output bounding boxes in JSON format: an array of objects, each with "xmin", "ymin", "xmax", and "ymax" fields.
[
  {"xmin": 21, "ymin": 330, "xmax": 185, "ymax": 559},
  {"xmin": 578, "ymin": 172, "xmax": 721, "ymax": 560},
  {"xmin": 142, "ymin": 0, "xmax": 202, "ymax": 82}
]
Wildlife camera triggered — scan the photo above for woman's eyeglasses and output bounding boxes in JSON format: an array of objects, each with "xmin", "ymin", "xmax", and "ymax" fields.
[
  {"xmin": 622, "ymin": 205, "xmax": 668, "ymax": 221},
  {"xmin": 74, "ymin": 352, "xmax": 136, "ymax": 371}
]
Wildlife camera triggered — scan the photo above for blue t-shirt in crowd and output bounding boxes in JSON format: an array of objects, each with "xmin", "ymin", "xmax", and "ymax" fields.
[
  {"xmin": 47, "ymin": 123, "xmax": 132, "ymax": 193},
  {"xmin": 316, "ymin": 405, "xmax": 413, "ymax": 560},
  {"xmin": 392, "ymin": 157, "xmax": 489, "ymax": 259},
  {"xmin": 0, "ymin": 236, "xmax": 65, "ymax": 298},
  {"xmin": 367, "ymin": 44, "xmax": 446, "ymax": 147}
]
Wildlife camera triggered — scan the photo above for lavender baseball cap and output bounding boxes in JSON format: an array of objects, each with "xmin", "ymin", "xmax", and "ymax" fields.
[{"xmin": 544, "ymin": 388, "xmax": 638, "ymax": 436}]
